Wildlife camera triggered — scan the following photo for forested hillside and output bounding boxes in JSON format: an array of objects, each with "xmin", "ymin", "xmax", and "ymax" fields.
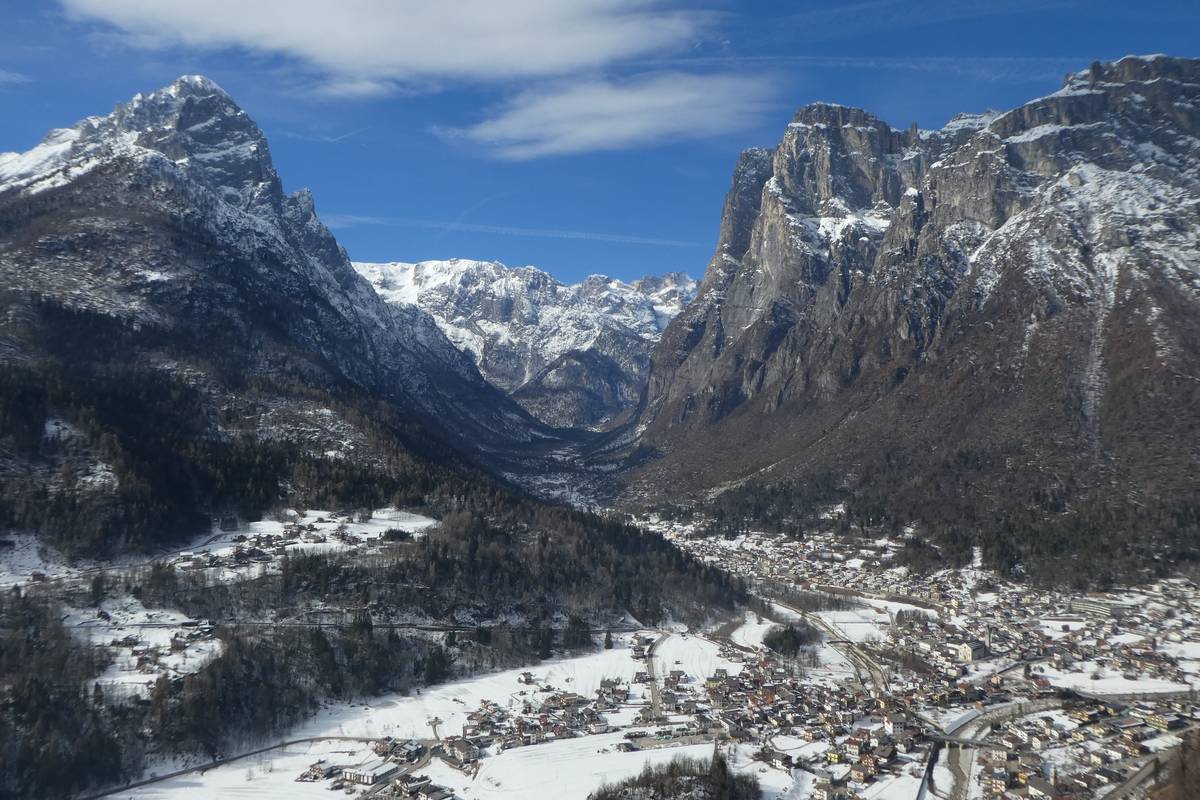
[{"xmin": 1, "ymin": 501, "xmax": 746, "ymax": 800}]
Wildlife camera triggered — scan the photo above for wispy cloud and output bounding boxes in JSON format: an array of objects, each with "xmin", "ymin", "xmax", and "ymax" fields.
[
  {"xmin": 639, "ymin": 55, "xmax": 1088, "ymax": 83},
  {"xmin": 323, "ymin": 213, "xmax": 703, "ymax": 248},
  {"xmin": 59, "ymin": 0, "xmax": 713, "ymax": 93},
  {"xmin": 57, "ymin": 0, "xmax": 782, "ymax": 157},
  {"xmin": 0, "ymin": 69, "xmax": 31, "ymax": 86},
  {"xmin": 442, "ymin": 72, "xmax": 778, "ymax": 160},
  {"xmin": 773, "ymin": 0, "xmax": 1077, "ymax": 41}
]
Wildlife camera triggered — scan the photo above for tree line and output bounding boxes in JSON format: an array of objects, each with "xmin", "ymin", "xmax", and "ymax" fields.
[{"xmin": 588, "ymin": 753, "xmax": 759, "ymax": 800}]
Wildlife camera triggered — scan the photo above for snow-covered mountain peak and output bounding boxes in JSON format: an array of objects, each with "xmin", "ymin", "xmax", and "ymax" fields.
[
  {"xmin": 0, "ymin": 74, "xmax": 279, "ymax": 212},
  {"xmin": 627, "ymin": 53, "xmax": 1200, "ymax": 546},
  {"xmin": 121, "ymin": 74, "xmax": 231, "ymax": 115},
  {"xmin": 354, "ymin": 259, "xmax": 697, "ymax": 428},
  {"xmin": 113, "ymin": 75, "xmax": 279, "ymax": 211},
  {"xmin": 357, "ymin": 259, "xmax": 696, "ymax": 340},
  {"xmin": 0, "ymin": 76, "xmax": 551, "ymax": 468},
  {"xmin": 166, "ymin": 74, "xmax": 228, "ymax": 97}
]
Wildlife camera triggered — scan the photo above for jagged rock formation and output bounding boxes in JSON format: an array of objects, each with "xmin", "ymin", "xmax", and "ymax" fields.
[
  {"xmin": 355, "ymin": 260, "xmax": 696, "ymax": 429},
  {"xmin": 0, "ymin": 76, "xmax": 562, "ymax": 553},
  {"xmin": 624, "ymin": 56, "xmax": 1200, "ymax": 580}
]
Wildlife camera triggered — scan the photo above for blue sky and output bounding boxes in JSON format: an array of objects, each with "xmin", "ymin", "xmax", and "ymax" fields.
[{"xmin": 1, "ymin": 1, "xmax": 1197, "ymax": 283}]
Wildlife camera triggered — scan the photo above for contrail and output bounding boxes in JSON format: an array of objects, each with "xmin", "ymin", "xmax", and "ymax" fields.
[
  {"xmin": 324, "ymin": 125, "xmax": 372, "ymax": 143},
  {"xmin": 436, "ymin": 191, "xmax": 513, "ymax": 243},
  {"xmin": 323, "ymin": 213, "xmax": 704, "ymax": 248},
  {"xmin": 278, "ymin": 126, "xmax": 373, "ymax": 143}
]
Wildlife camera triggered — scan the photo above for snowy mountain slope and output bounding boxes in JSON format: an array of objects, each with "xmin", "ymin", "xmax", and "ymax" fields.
[
  {"xmin": 620, "ymin": 55, "xmax": 1200, "ymax": 581},
  {"xmin": 0, "ymin": 75, "xmax": 579, "ymax": 553},
  {"xmin": 355, "ymin": 259, "xmax": 696, "ymax": 428},
  {"xmin": 0, "ymin": 76, "xmax": 552, "ymax": 444}
]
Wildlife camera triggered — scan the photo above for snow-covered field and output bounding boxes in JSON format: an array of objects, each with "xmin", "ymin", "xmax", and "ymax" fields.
[
  {"xmin": 0, "ymin": 506, "xmax": 438, "ymax": 588},
  {"xmin": 730, "ymin": 611, "xmax": 774, "ymax": 650},
  {"xmin": 1038, "ymin": 617, "xmax": 1090, "ymax": 640},
  {"xmin": 1036, "ymin": 661, "xmax": 1192, "ymax": 694},
  {"xmin": 292, "ymin": 633, "xmax": 650, "ymax": 742},
  {"xmin": 817, "ymin": 607, "xmax": 891, "ymax": 644},
  {"xmin": 655, "ymin": 632, "xmax": 745, "ymax": 683},
  {"xmin": 62, "ymin": 596, "xmax": 221, "ymax": 697},
  {"xmin": 858, "ymin": 772, "xmax": 924, "ymax": 799},
  {"xmin": 123, "ymin": 739, "xmax": 389, "ymax": 800},
  {"xmin": 124, "ymin": 737, "xmax": 803, "ymax": 800},
  {"xmin": 423, "ymin": 733, "xmax": 715, "ymax": 799},
  {"xmin": 118, "ymin": 633, "xmax": 816, "ymax": 800},
  {"xmin": 0, "ymin": 533, "xmax": 74, "ymax": 587},
  {"xmin": 0, "ymin": 530, "xmax": 171, "ymax": 587}
]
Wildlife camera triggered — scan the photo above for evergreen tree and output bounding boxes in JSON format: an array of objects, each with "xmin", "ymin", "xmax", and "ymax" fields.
[{"xmin": 537, "ymin": 627, "xmax": 554, "ymax": 660}]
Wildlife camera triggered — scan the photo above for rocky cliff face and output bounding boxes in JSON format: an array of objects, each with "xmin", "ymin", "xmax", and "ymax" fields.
[
  {"xmin": 626, "ymin": 56, "xmax": 1200, "ymax": 579},
  {"xmin": 355, "ymin": 259, "xmax": 696, "ymax": 429}
]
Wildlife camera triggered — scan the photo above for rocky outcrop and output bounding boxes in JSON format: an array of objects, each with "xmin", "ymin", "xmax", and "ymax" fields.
[
  {"xmin": 624, "ymin": 56, "xmax": 1200, "ymax": 577},
  {"xmin": 355, "ymin": 260, "xmax": 696, "ymax": 429}
]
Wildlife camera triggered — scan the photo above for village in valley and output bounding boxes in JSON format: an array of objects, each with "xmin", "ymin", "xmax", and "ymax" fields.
[
  {"xmin": 635, "ymin": 512, "xmax": 1200, "ymax": 800},
  {"xmin": 4, "ymin": 505, "xmax": 1199, "ymax": 800}
]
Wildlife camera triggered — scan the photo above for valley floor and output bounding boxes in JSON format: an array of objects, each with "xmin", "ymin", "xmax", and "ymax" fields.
[
  {"xmin": 111, "ymin": 629, "xmax": 850, "ymax": 800},
  {"xmin": 7, "ymin": 507, "xmax": 1199, "ymax": 800}
]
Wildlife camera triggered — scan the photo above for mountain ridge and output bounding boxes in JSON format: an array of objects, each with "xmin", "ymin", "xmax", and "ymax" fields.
[{"xmin": 0, "ymin": 74, "xmax": 552, "ymax": 446}]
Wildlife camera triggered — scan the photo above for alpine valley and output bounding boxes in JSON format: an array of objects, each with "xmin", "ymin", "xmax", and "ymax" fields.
[{"xmin": 2, "ymin": 52, "xmax": 1200, "ymax": 800}]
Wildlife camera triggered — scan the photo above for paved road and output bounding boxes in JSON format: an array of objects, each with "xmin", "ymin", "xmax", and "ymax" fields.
[
  {"xmin": 82, "ymin": 735, "xmax": 441, "ymax": 799},
  {"xmin": 71, "ymin": 618, "xmax": 641, "ymax": 634},
  {"xmin": 79, "ymin": 736, "xmax": 377, "ymax": 799}
]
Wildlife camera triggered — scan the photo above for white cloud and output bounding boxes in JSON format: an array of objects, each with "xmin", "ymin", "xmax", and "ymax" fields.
[
  {"xmin": 445, "ymin": 72, "xmax": 777, "ymax": 159},
  {"xmin": 60, "ymin": 0, "xmax": 710, "ymax": 89},
  {"xmin": 58, "ymin": 1, "xmax": 778, "ymax": 157},
  {"xmin": 654, "ymin": 54, "xmax": 1087, "ymax": 83}
]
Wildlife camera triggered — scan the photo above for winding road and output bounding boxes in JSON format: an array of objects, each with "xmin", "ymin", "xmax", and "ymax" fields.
[{"xmin": 77, "ymin": 735, "xmax": 437, "ymax": 800}]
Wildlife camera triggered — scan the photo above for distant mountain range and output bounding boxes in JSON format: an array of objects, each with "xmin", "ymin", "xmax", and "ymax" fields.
[{"xmin": 355, "ymin": 260, "xmax": 695, "ymax": 429}]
